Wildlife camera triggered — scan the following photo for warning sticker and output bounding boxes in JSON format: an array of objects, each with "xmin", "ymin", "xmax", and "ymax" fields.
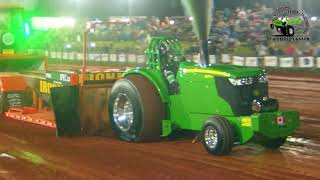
[{"xmin": 241, "ymin": 117, "xmax": 252, "ymax": 127}]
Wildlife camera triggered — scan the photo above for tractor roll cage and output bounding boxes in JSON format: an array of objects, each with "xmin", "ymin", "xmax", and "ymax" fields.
[{"xmin": 145, "ymin": 37, "xmax": 184, "ymax": 70}]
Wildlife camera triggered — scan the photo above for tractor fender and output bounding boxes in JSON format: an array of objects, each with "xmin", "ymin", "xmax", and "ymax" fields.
[{"xmin": 123, "ymin": 68, "xmax": 170, "ymax": 103}]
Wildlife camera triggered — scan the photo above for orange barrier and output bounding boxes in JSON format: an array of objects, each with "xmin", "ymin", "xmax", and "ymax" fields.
[
  {"xmin": 0, "ymin": 75, "xmax": 28, "ymax": 92},
  {"xmin": 5, "ymin": 107, "xmax": 56, "ymax": 128}
]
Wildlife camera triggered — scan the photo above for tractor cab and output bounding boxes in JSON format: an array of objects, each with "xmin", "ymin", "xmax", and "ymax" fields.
[
  {"xmin": 145, "ymin": 37, "xmax": 185, "ymax": 94},
  {"xmin": 158, "ymin": 41, "xmax": 184, "ymax": 76},
  {"xmin": 146, "ymin": 37, "xmax": 185, "ymax": 74}
]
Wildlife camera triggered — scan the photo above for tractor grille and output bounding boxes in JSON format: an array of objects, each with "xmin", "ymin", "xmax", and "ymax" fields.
[{"xmin": 215, "ymin": 77, "xmax": 268, "ymax": 116}]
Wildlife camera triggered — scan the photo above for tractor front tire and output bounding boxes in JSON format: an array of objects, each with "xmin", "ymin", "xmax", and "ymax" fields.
[
  {"xmin": 202, "ymin": 117, "xmax": 234, "ymax": 155},
  {"xmin": 262, "ymin": 137, "xmax": 287, "ymax": 149},
  {"xmin": 109, "ymin": 74, "xmax": 164, "ymax": 142},
  {"xmin": 287, "ymin": 26, "xmax": 294, "ymax": 36}
]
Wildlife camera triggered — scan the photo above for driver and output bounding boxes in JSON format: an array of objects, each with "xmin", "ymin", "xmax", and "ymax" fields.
[{"xmin": 159, "ymin": 43, "xmax": 180, "ymax": 95}]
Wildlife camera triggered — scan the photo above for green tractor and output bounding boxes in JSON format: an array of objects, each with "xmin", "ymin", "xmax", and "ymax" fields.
[
  {"xmin": 270, "ymin": 17, "xmax": 302, "ymax": 36},
  {"xmin": 108, "ymin": 37, "xmax": 299, "ymax": 155}
]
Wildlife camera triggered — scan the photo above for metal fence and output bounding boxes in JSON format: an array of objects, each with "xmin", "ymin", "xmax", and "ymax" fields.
[{"xmin": 43, "ymin": 50, "xmax": 320, "ymax": 69}]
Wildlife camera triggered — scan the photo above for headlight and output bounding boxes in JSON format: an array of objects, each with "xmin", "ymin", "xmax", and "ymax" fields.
[
  {"xmin": 252, "ymin": 100, "xmax": 262, "ymax": 113},
  {"xmin": 228, "ymin": 77, "xmax": 253, "ymax": 86},
  {"xmin": 258, "ymin": 73, "xmax": 268, "ymax": 83},
  {"xmin": 252, "ymin": 98, "xmax": 279, "ymax": 113}
]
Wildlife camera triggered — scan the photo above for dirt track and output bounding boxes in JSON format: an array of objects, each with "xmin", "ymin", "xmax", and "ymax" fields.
[
  {"xmin": 0, "ymin": 119, "xmax": 320, "ymax": 180},
  {"xmin": 0, "ymin": 71, "xmax": 320, "ymax": 179},
  {"xmin": 269, "ymin": 74, "xmax": 320, "ymax": 139}
]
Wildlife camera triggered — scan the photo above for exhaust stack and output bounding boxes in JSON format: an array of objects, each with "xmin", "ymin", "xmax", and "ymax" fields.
[
  {"xmin": 182, "ymin": 0, "xmax": 213, "ymax": 66},
  {"xmin": 199, "ymin": 39, "xmax": 209, "ymax": 66}
]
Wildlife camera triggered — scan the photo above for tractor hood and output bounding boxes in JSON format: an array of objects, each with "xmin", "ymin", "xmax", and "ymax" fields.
[{"xmin": 181, "ymin": 62, "xmax": 264, "ymax": 78}]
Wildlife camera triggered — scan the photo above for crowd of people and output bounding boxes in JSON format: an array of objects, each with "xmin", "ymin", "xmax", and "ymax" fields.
[
  {"xmin": 211, "ymin": 4, "xmax": 320, "ymax": 57},
  {"xmin": 30, "ymin": 4, "xmax": 320, "ymax": 57}
]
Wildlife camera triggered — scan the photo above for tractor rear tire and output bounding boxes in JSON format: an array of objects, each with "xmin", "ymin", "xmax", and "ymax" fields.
[
  {"xmin": 276, "ymin": 26, "xmax": 282, "ymax": 33},
  {"xmin": 262, "ymin": 137, "xmax": 287, "ymax": 149},
  {"xmin": 108, "ymin": 74, "xmax": 164, "ymax": 142},
  {"xmin": 270, "ymin": 24, "xmax": 274, "ymax": 29},
  {"xmin": 202, "ymin": 117, "xmax": 234, "ymax": 155}
]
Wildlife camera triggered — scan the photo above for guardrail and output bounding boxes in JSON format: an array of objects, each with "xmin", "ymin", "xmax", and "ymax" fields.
[
  {"xmin": 189, "ymin": 54, "xmax": 320, "ymax": 69},
  {"xmin": 45, "ymin": 51, "xmax": 147, "ymax": 64},
  {"xmin": 41, "ymin": 50, "xmax": 320, "ymax": 69}
]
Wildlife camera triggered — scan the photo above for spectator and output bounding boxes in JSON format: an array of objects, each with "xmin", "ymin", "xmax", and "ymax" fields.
[
  {"xmin": 30, "ymin": 4, "xmax": 318, "ymax": 57},
  {"xmin": 303, "ymin": 42, "xmax": 314, "ymax": 56},
  {"xmin": 315, "ymin": 43, "xmax": 320, "ymax": 57},
  {"xmin": 256, "ymin": 43, "xmax": 268, "ymax": 56},
  {"xmin": 283, "ymin": 43, "xmax": 297, "ymax": 56}
]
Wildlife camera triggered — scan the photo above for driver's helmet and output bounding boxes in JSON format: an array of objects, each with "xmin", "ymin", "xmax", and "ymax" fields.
[
  {"xmin": 159, "ymin": 42, "xmax": 184, "ymax": 64},
  {"xmin": 159, "ymin": 43, "xmax": 168, "ymax": 55}
]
